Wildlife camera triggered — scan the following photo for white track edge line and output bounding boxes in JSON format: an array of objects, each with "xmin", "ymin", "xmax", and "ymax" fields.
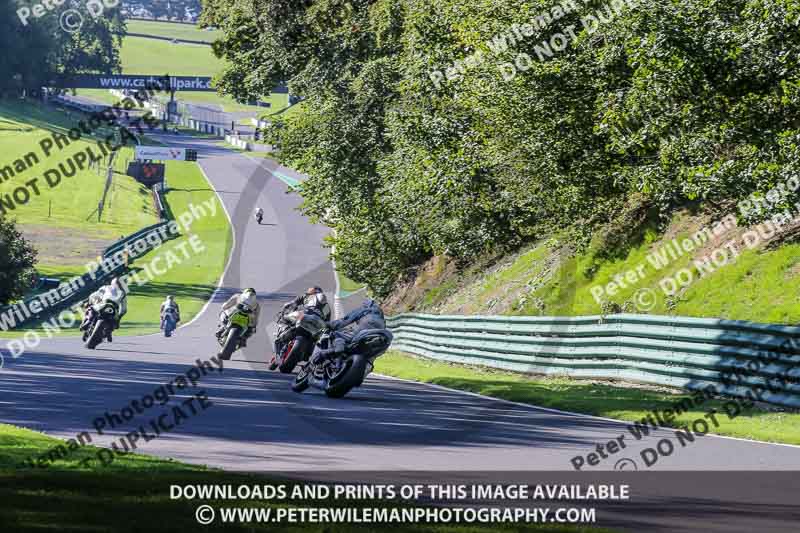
[{"xmin": 138, "ymin": 161, "xmax": 237, "ymax": 338}]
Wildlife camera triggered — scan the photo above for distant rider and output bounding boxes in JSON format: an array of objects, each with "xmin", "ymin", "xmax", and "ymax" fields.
[
  {"xmin": 255, "ymin": 207, "xmax": 264, "ymax": 224},
  {"xmin": 311, "ymin": 299, "xmax": 386, "ymax": 364},
  {"xmin": 282, "ymin": 286, "xmax": 332, "ymax": 322},
  {"xmin": 219, "ymin": 288, "xmax": 260, "ymax": 347},
  {"xmin": 160, "ymin": 295, "xmax": 181, "ymax": 330}
]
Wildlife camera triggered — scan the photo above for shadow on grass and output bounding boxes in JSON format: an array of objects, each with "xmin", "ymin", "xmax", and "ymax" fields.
[{"xmin": 125, "ymin": 279, "xmax": 220, "ymax": 303}]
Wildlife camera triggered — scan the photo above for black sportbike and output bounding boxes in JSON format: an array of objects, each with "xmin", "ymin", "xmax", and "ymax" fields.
[
  {"xmin": 269, "ymin": 306, "xmax": 327, "ymax": 373},
  {"xmin": 292, "ymin": 328, "xmax": 393, "ymax": 398},
  {"xmin": 81, "ymin": 300, "xmax": 120, "ymax": 350}
]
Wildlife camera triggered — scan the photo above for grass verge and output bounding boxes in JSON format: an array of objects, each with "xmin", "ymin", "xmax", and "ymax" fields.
[
  {"xmin": 375, "ymin": 352, "xmax": 800, "ymax": 445},
  {"xmin": 338, "ymin": 270, "xmax": 366, "ymax": 295},
  {"xmin": 126, "ymin": 19, "xmax": 222, "ymax": 42},
  {"xmin": 0, "ymin": 100, "xmax": 158, "ymax": 237},
  {"xmin": 116, "ymin": 159, "xmax": 232, "ymax": 336}
]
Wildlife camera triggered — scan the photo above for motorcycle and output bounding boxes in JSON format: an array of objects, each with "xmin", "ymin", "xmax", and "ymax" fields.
[
  {"xmin": 292, "ymin": 328, "xmax": 393, "ymax": 398},
  {"xmin": 83, "ymin": 299, "xmax": 121, "ymax": 350},
  {"xmin": 269, "ymin": 306, "xmax": 327, "ymax": 373},
  {"xmin": 255, "ymin": 211, "xmax": 263, "ymax": 225},
  {"xmin": 216, "ymin": 303, "xmax": 253, "ymax": 360},
  {"xmin": 162, "ymin": 308, "xmax": 179, "ymax": 337}
]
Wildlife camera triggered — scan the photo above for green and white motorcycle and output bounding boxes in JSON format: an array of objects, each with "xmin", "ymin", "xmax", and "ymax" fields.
[{"xmin": 216, "ymin": 303, "xmax": 253, "ymax": 360}]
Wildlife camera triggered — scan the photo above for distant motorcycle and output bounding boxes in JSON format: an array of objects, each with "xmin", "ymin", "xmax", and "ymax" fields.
[
  {"xmin": 255, "ymin": 210, "xmax": 264, "ymax": 225},
  {"xmin": 292, "ymin": 328, "xmax": 393, "ymax": 398},
  {"xmin": 82, "ymin": 299, "xmax": 121, "ymax": 350},
  {"xmin": 269, "ymin": 306, "xmax": 327, "ymax": 373},
  {"xmin": 162, "ymin": 308, "xmax": 179, "ymax": 337},
  {"xmin": 216, "ymin": 303, "xmax": 253, "ymax": 360}
]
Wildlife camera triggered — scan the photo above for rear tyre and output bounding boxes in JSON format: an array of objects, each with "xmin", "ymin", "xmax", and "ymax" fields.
[
  {"xmin": 291, "ymin": 365, "xmax": 311, "ymax": 393},
  {"xmin": 279, "ymin": 336, "xmax": 309, "ymax": 374},
  {"xmin": 164, "ymin": 318, "xmax": 175, "ymax": 337},
  {"xmin": 219, "ymin": 327, "xmax": 241, "ymax": 360},
  {"xmin": 85, "ymin": 320, "xmax": 108, "ymax": 350},
  {"xmin": 325, "ymin": 355, "xmax": 368, "ymax": 399}
]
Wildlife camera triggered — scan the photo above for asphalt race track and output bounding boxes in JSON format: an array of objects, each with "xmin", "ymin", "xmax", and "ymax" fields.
[{"xmin": 2, "ymin": 137, "xmax": 800, "ymax": 532}]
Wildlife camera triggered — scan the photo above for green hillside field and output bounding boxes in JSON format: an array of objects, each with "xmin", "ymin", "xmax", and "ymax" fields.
[
  {"xmin": 74, "ymin": 24, "xmax": 290, "ymax": 114},
  {"xmin": 0, "ymin": 99, "xmax": 232, "ymax": 337}
]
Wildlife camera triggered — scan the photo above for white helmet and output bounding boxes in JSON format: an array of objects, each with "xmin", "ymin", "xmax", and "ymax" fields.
[
  {"xmin": 239, "ymin": 288, "xmax": 257, "ymax": 308},
  {"xmin": 303, "ymin": 286, "xmax": 327, "ymax": 308}
]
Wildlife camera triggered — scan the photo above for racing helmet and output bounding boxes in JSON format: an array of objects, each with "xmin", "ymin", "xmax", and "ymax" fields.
[
  {"xmin": 239, "ymin": 288, "xmax": 258, "ymax": 309},
  {"xmin": 303, "ymin": 286, "xmax": 327, "ymax": 309}
]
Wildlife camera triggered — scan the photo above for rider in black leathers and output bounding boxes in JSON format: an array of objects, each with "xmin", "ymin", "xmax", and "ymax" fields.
[
  {"xmin": 282, "ymin": 286, "xmax": 332, "ymax": 322},
  {"xmin": 311, "ymin": 299, "xmax": 386, "ymax": 363}
]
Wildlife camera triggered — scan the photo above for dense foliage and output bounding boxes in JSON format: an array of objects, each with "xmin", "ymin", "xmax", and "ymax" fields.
[
  {"xmin": 1, "ymin": 1, "xmax": 123, "ymax": 92},
  {"xmin": 204, "ymin": 0, "xmax": 800, "ymax": 295},
  {"xmin": 1, "ymin": 2, "xmax": 124, "ymax": 301},
  {"xmin": 0, "ymin": 219, "xmax": 37, "ymax": 305}
]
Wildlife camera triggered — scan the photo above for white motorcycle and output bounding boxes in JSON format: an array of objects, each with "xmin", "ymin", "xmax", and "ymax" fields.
[{"xmin": 82, "ymin": 291, "xmax": 125, "ymax": 349}]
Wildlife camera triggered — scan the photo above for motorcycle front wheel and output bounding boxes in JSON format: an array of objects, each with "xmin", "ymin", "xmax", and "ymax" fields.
[
  {"xmin": 291, "ymin": 364, "xmax": 311, "ymax": 393},
  {"xmin": 279, "ymin": 336, "xmax": 309, "ymax": 374},
  {"xmin": 324, "ymin": 355, "xmax": 368, "ymax": 399},
  {"xmin": 85, "ymin": 319, "xmax": 109, "ymax": 349},
  {"xmin": 219, "ymin": 326, "xmax": 242, "ymax": 360}
]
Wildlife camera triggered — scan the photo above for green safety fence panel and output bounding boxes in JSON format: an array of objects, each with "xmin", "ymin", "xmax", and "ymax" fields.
[{"xmin": 387, "ymin": 313, "xmax": 800, "ymax": 409}]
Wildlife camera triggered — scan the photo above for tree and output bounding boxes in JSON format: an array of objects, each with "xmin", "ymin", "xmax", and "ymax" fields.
[
  {"xmin": 0, "ymin": 1, "xmax": 123, "ymax": 92},
  {"xmin": 0, "ymin": 217, "xmax": 37, "ymax": 305},
  {"xmin": 205, "ymin": 0, "xmax": 800, "ymax": 296}
]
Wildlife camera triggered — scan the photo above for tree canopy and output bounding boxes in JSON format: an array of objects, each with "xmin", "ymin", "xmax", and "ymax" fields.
[
  {"xmin": 203, "ymin": 0, "xmax": 800, "ymax": 295},
  {"xmin": 0, "ymin": 1, "xmax": 125, "ymax": 303},
  {"xmin": 2, "ymin": 0, "xmax": 124, "ymax": 92},
  {"xmin": 0, "ymin": 219, "xmax": 36, "ymax": 305}
]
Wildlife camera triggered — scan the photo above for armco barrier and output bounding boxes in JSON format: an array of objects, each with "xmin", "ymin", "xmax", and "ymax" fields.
[
  {"xmin": 102, "ymin": 220, "xmax": 174, "ymax": 260},
  {"xmin": 387, "ymin": 313, "xmax": 800, "ymax": 409}
]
